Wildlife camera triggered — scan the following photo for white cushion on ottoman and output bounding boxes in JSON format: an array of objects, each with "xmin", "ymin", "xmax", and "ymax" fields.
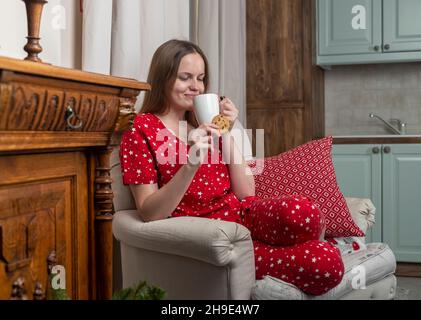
[{"xmin": 251, "ymin": 243, "xmax": 396, "ymax": 300}]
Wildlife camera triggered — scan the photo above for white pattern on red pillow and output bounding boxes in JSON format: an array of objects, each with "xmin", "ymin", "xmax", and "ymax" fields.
[
  {"xmin": 248, "ymin": 137, "xmax": 364, "ymax": 238},
  {"xmin": 326, "ymin": 237, "xmax": 367, "ymax": 256}
]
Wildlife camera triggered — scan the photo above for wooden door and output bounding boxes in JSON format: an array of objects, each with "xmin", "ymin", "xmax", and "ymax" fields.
[
  {"xmin": 0, "ymin": 152, "xmax": 89, "ymax": 299},
  {"xmin": 246, "ymin": 0, "xmax": 324, "ymax": 156}
]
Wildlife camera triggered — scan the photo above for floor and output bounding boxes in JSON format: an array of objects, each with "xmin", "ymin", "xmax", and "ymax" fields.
[{"xmin": 395, "ymin": 276, "xmax": 421, "ymax": 300}]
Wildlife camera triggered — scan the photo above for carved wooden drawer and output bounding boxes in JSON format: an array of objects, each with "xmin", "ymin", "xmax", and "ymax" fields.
[
  {"xmin": 0, "ymin": 56, "xmax": 149, "ymax": 299},
  {"xmin": 0, "ymin": 70, "xmax": 121, "ymax": 132}
]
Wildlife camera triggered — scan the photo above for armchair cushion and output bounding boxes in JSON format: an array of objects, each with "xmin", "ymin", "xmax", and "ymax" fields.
[
  {"xmin": 111, "ymin": 148, "xmax": 136, "ymax": 212},
  {"xmin": 344, "ymin": 197, "xmax": 375, "ymax": 235},
  {"xmin": 252, "ymin": 243, "xmax": 396, "ymax": 300}
]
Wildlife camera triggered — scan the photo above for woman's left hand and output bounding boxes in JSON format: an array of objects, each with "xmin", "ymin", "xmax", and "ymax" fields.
[{"xmin": 219, "ymin": 96, "xmax": 239, "ymax": 124}]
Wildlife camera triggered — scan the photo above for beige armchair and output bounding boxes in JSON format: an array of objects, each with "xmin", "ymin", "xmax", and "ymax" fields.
[{"xmin": 111, "ymin": 150, "xmax": 397, "ymax": 300}]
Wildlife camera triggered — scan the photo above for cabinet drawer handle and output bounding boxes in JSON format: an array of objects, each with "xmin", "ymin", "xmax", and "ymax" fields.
[
  {"xmin": 383, "ymin": 146, "xmax": 391, "ymax": 154},
  {"xmin": 383, "ymin": 44, "xmax": 390, "ymax": 50},
  {"xmin": 65, "ymin": 105, "xmax": 83, "ymax": 130},
  {"xmin": 372, "ymin": 147, "xmax": 380, "ymax": 154},
  {"xmin": 373, "ymin": 45, "xmax": 380, "ymax": 52}
]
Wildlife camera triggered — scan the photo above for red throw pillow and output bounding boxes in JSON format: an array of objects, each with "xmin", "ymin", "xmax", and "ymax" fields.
[{"xmin": 248, "ymin": 136, "xmax": 364, "ymax": 238}]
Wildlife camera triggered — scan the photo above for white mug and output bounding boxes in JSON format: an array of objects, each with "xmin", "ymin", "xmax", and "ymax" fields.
[{"xmin": 193, "ymin": 93, "xmax": 220, "ymax": 124}]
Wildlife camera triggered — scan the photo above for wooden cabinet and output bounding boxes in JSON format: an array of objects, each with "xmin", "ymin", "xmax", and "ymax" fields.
[
  {"xmin": 0, "ymin": 152, "xmax": 89, "ymax": 299},
  {"xmin": 246, "ymin": 0, "xmax": 324, "ymax": 156},
  {"xmin": 317, "ymin": 0, "xmax": 421, "ymax": 66},
  {"xmin": 332, "ymin": 143, "xmax": 421, "ymax": 262},
  {"xmin": 0, "ymin": 56, "xmax": 149, "ymax": 299}
]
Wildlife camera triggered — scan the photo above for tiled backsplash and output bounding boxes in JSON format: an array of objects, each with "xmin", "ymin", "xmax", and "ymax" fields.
[{"xmin": 325, "ymin": 63, "xmax": 421, "ymax": 135}]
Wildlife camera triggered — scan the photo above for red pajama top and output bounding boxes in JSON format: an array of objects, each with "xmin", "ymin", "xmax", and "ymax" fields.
[{"xmin": 119, "ymin": 113, "xmax": 250, "ymax": 223}]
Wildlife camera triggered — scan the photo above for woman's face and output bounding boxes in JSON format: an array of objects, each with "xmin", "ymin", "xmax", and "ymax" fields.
[{"xmin": 169, "ymin": 52, "xmax": 205, "ymax": 112}]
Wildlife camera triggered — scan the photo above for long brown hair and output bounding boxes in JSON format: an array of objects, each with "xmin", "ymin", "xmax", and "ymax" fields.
[{"xmin": 140, "ymin": 39, "xmax": 210, "ymax": 127}]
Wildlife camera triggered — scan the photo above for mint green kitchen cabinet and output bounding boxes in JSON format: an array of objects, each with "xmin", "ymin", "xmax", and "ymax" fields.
[
  {"xmin": 318, "ymin": 0, "xmax": 382, "ymax": 56},
  {"xmin": 317, "ymin": 0, "xmax": 421, "ymax": 66},
  {"xmin": 382, "ymin": 144, "xmax": 421, "ymax": 263},
  {"xmin": 383, "ymin": 0, "xmax": 421, "ymax": 53},
  {"xmin": 332, "ymin": 144, "xmax": 382, "ymax": 243},
  {"xmin": 332, "ymin": 143, "xmax": 421, "ymax": 262}
]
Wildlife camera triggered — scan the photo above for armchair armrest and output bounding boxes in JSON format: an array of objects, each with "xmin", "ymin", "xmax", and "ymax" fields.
[
  {"xmin": 113, "ymin": 210, "xmax": 255, "ymax": 299},
  {"xmin": 112, "ymin": 211, "xmax": 254, "ymax": 267},
  {"xmin": 344, "ymin": 197, "xmax": 376, "ymax": 234}
]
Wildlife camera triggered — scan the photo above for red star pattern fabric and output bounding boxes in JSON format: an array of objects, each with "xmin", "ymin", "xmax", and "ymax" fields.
[
  {"xmin": 248, "ymin": 137, "xmax": 365, "ymax": 238},
  {"xmin": 120, "ymin": 113, "xmax": 344, "ymax": 295},
  {"xmin": 253, "ymin": 240, "xmax": 344, "ymax": 295},
  {"xmin": 242, "ymin": 195, "xmax": 325, "ymax": 246}
]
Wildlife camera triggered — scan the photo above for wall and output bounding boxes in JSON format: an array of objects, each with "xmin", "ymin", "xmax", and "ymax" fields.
[
  {"xmin": 0, "ymin": 0, "xmax": 82, "ymax": 69},
  {"xmin": 325, "ymin": 63, "xmax": 421, "ymax": 136}
]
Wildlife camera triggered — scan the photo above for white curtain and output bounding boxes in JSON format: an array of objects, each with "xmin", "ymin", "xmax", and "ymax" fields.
[
  {"xmin": 82, "ymin": 0, "xmax": 190, "ymax": 105},
  {"xmin": 137, "ymin": 0, "xmax": 190, "ymax": 82},
  {"xmin": 191, "ymin": 0, "xmax": 246, "ymax": 125},
  {"xmin": 82, "ymin": 0, "xmax": 190, "ymax": 75},
  {"xmin": 82, "ymin": 0, "xmax": 245, "ymax": 122},
  {"xmin": 81, "ymin": 0, "xmax": 113, "ymax": 74}
]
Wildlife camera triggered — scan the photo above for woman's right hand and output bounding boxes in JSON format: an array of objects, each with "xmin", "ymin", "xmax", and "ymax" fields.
[{"xmin": 187, "ymin": 123, "xmax": 221, "ymax": 167}]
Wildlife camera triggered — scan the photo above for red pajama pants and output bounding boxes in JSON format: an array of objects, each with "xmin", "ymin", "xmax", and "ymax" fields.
[{"xmin": 240, "ymin": 195, "xmax": 344, "ymax": 296}]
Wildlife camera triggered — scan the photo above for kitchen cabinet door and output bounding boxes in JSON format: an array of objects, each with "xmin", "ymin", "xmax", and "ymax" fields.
[
  {"xmin": 382, "ymin": 144, "xmax": 421, "ymax": 262},
  {"xmin": 383, "ymin": 0, "xmax": 421, "ymax": 53},
  {"xmin": 318, "ymin": 0, "xmax": 382, "ymax": 55},
  {"xmin": 332, "ymin": 144, "xmax": 382, "ymax": 242}
]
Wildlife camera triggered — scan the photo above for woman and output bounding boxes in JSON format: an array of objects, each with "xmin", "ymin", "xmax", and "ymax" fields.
[{"xmin": 120, "ymin": 39, "xmax": 344, "ymax": 296}]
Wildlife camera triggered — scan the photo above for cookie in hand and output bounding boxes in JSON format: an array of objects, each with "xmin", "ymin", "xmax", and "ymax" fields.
[{"xmin": 212, "ymin": 114, "xmax": 232, "ymax": 134}]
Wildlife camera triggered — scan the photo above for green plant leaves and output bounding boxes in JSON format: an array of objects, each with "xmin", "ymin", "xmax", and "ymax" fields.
[{"xmin": 112, "ymin": 281, "xmax": 165, "ymax": 300}]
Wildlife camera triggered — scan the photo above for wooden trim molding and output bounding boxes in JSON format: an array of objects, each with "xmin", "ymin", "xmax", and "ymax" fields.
[
  {"xmin": 0, "ymin": 131, "xmax": 110, "ymax": 152},
  {"xmin": 396, "ymin": 263, "xmax": 421, "ymax": 277},
  {"xmin": 0, "ymin": 56, "xmax": 150, "ymax": 91},
  {"xmin": 333, "ymin": 137, "xmax": 421, "ymax": 144}
]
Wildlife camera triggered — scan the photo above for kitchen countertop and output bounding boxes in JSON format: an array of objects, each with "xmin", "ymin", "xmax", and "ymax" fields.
[{"xmin": 333, "ymin": 135, "xmax": 421, "ymax": 144}]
